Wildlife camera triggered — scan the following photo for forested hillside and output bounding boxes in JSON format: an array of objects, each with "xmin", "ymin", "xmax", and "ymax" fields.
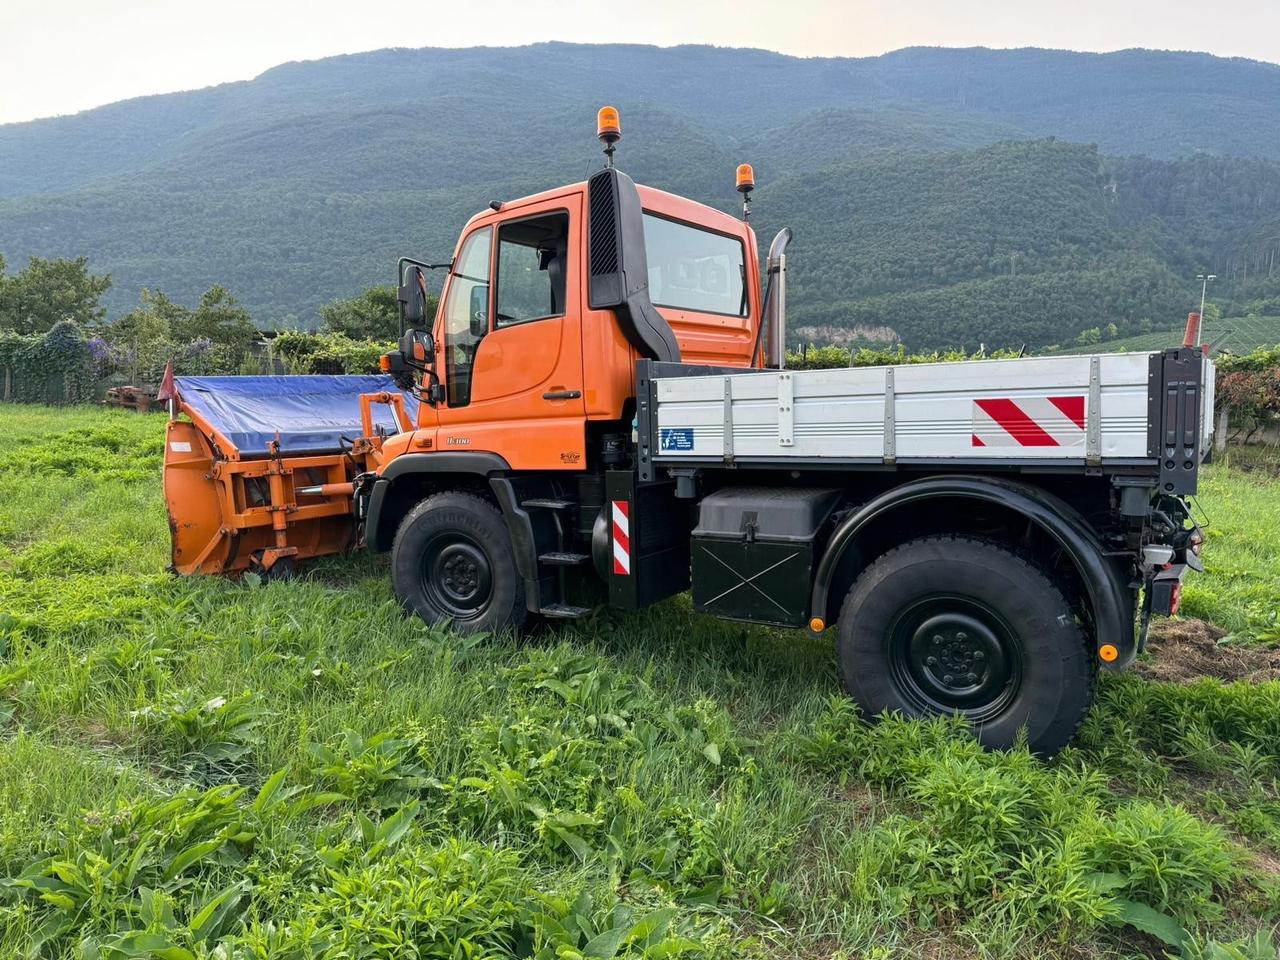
[
  {"xmin": 782, "ymin": 142, "xmax": 1280, "ymax": 347},
  {"xmin": 1, "ymin": 43, "xmax": 1279, "ymax": 350}
]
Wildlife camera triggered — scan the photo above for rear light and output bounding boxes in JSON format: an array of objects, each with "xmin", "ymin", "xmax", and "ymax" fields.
[
  {"xmin": 379, "ymin": 354, "xmax": 392, "ymax": 372},
  {"xmin": 1171, "ymin": 582, "xmax": 1183, "ymax": 615},
  {"xmin": 1189, "ymin": 531, "xmax": 1203, "ymax": 556}
]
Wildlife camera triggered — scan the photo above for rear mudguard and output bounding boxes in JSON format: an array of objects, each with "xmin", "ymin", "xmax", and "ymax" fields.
[{"xmin": 809, "ymin": 475, "xmax": 1136, "ymax": 670}]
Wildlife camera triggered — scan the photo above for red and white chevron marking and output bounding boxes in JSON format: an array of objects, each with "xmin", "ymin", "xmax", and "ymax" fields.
[
  {"xmin": 971, "ymin": 396, "xmax": 1086, "ymax": 448},
  {"xmin": 611, "ymin": 500, "xmax": 631, "ymax": 575}
]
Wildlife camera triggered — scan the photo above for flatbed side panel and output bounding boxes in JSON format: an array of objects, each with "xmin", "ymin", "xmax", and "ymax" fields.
[{"xmin": 652, "ymin": 354, "xmax": 1154, "ymax": 464}]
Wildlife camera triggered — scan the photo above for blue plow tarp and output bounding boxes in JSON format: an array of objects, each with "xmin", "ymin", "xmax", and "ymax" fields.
[{"xmin": 175, "ymin": 375, "xmax": 419, "ymax": 457}]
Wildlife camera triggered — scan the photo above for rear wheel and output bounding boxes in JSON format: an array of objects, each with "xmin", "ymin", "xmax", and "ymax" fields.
[
  {"xmin": 391, "ymin": 492, "xmax": 526, "ymax": 634},
  {"xmin": 835, "ymin": 536, "xmax": 1094, "ymax": 756}
]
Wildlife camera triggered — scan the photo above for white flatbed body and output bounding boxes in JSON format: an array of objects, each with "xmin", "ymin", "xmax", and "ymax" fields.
[{"xmin": 647, "ymin": 351, "xmax": 1215, "ymax": 470}]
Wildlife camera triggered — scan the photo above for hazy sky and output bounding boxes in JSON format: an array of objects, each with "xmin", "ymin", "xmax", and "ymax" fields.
[{"xmin": 2, "ymin": 0, "xmax": 1278, "ymax": 125}]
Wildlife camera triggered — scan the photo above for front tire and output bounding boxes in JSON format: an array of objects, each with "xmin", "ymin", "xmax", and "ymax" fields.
[
  {"xmin": 391, "ymin": 492, "xmax": 526, "ymax": 634},
  {"xmin": 835, "ymin": 536, "xmax": 1094, "ymax": 756}
]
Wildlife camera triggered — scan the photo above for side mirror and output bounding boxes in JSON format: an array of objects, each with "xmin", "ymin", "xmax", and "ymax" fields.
[
  {"xmin": 399, "ymin": 328, "xmax": 434, "ymax": 366},
  {"xmin": 468, "ymin": 285, "xmax": 489, "ymax": 338},
  {"xmin": 398, "ymin": 267, "xmax": 426, "ymax": 327}
]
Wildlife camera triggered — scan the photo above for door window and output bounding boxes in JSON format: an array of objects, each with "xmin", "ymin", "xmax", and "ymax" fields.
[
  {"xmin": 495, "ymin": 212, "xmax": 569, "ymax": 327},
  {"xmin": 441, "ymin": 226, "xmax": 492, "ymax": 407}
]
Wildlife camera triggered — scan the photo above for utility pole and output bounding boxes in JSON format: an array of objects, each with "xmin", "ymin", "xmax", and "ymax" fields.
[{"xmin": 1196, "ymin": 274, "xmax": 1216, "ymax": 345}]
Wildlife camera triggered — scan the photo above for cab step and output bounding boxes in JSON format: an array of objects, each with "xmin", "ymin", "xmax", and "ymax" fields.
[
  {"xmin": 522, "ymin": 498, "xmax": 575, "ymax": 510},
  {"xmin": 539, "ymin": 551, "xmax": 589, "ymax": 566},
  {"xmin": 539, "ymin": 603, "xmax": 591, "ymax": 619}
]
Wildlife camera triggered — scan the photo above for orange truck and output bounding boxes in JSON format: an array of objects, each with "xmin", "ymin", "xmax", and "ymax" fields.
[{"xmin": 164, "ymin": 108, "xmax": 1215, "ymax": 755}]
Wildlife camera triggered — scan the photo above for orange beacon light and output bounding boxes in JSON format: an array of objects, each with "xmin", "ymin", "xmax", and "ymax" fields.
[
  {"xmin": 736, "ymin": 162, "xmax": 755, "ymax": 219},
  {"xmin": 597, "ymin": 105, "xmax": 621, "ymax": 145}
]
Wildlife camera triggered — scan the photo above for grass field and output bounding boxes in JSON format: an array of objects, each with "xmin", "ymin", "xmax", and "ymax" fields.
[
  {"xmin": 1048, "ymin": 316, "xmax": 1280, "ymax": 357},
  {"xmin": 2, "ymin": 406, "xmax": 1280, "ymax": 959}
]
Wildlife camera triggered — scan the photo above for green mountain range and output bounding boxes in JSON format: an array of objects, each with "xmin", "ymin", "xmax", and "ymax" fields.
[{"xmin": 1, "ymin": 42, "xmax": 1278, "ymax": 350}]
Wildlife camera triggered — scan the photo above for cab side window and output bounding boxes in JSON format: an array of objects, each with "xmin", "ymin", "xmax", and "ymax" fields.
[
  {"xmin": 494, "ymin": 212, "xmax": 569, "ymax": 328},
  {"xmin": 441, "ymin": 226, "xmax": 492, "ymax": 408}
]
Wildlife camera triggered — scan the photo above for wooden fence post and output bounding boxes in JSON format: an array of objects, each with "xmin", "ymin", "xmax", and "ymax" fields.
[{"xmin": 1215, "ymin": 405, "xmax": 1230, "ymax": 454}]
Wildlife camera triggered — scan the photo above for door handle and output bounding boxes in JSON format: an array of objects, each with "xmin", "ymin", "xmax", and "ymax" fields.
[{"xmin": 542, "ymin": 390, "xmax": 582, "ymax": 401}]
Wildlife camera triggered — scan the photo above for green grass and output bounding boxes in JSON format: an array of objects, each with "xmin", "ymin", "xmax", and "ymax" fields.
[
  {"xmin": 1180, "ymin": 465, "xmax": 1280, "ymax": 643},
  {"xmin": 1048, "ymin": 317, "xmax": 1280, "ymax": 357},
  {"xmin": 1, "ymin": 405, "xmax": 1279, "ymax": 958}
]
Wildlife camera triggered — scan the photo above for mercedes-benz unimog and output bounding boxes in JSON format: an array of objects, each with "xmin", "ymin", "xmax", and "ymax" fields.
[{"xmin": 164, "ymin": 108, "xmax": 1214, "ymax": 755}]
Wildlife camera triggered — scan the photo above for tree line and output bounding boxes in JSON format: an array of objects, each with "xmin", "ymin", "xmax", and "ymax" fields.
[{"xmin": 0, "ymin": 253, "xmax": 420, "ymax": 403}]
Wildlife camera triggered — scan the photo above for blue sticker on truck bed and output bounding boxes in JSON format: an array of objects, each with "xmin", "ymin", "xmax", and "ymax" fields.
[{"xmin": 660, "ymin": 428, "xmax": 695, "ymax": 451}]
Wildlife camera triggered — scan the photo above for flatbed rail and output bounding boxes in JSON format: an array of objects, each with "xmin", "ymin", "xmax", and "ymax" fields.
[{"xmin": 638, "ymin": 347, "xmax": 1213, "ymax": 494}]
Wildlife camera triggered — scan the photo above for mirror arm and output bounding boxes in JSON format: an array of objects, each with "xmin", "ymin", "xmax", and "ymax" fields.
[{"xmin": 396, "ymin": 256, "xmax": 453, "ymax": 286}]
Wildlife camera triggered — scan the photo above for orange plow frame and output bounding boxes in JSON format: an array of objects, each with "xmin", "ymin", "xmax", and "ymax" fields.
[{"xmin": 163, "ymin": 390, "xmax": 407, "ymax": 576}]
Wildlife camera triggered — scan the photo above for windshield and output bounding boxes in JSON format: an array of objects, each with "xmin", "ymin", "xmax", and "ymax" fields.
[{"xmin": 441, "ymin": 226, "xmax": 492, "ymax": 407}]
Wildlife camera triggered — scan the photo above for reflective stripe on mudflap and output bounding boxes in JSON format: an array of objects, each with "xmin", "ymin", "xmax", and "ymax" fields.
[{"xmin": 611, "ymin": 500, "xmax": 631, "ymax": 575}]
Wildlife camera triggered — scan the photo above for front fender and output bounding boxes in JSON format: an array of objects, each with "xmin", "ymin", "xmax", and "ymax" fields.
[
  {"xmin": 810, "ymin": 475, "xmax": 1136, "ymax": 670},
  {"xmin": 364, "ymin": 451, "xmax": 512, "ymax": 553}
]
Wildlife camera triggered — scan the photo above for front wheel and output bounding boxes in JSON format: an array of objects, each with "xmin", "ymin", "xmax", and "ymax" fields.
[
  {"xmin": 391, "ymin": 492, "xmax": 526, "ymax": 634},
  {"xmin": 835, "ymin": 536, "xmax": 1094, "ymax": 756}
]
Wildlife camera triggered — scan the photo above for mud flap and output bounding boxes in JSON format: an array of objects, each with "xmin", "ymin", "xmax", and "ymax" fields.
[{"xmin": 605, "ymin": 470, "xmax": 690, "ymax": 611}]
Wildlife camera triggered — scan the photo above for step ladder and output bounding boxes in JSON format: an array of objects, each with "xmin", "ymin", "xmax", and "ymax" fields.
[{"xmin": 521, "ymin": 496, "xmax": 591, "ymax": 619}]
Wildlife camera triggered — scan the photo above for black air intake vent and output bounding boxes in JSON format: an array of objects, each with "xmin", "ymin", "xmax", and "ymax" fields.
[
  {"xmin": 588, "ymin": 169, "xmax": 619, "ymax": 278},
  {"xmin": 585, "ymin": 167, "xmax": 681, "ymax": 363}
]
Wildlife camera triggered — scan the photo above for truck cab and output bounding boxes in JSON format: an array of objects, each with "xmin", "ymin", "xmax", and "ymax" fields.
[{"xmin": 379, "ymin": 176, "xmax": 765, "ymax": 473}]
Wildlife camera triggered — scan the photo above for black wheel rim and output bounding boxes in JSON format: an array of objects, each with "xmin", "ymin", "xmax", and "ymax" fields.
[
  {"xmin": 421, "ymin": 533, "xmax": 493, "ymax": 621},
  {"xmin": 886, "ymin": 594, "xmax": 1023, "ymax": 723}
]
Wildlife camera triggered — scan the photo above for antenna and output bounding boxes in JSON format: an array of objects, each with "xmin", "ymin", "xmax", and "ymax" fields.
[{"xmin": 597, "ymin": 106, "xmax": 621, "ymax": 168}]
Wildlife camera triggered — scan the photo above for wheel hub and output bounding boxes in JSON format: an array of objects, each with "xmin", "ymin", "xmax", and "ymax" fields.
[
  {"xmin": 423, "ymin": 537, "xmax": 493, "ymax": 618},
  {"xmin": 888, "ymin": 599, "xmax": 1022, "ymax": 721},
  {"xmin": 909, "ymin": 613, "xmax": 1010, "ymax": 706},
  {"xmin": 442, "ymin": 553, "xmax": 479, "ymax": 596}
]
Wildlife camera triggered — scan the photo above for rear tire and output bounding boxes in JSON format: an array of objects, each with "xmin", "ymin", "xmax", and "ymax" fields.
[
  {"xmin": 835, "ymin": 535, "xmax": 1094, "ymax": 756},
  {"xmin": 391, "ymin": 492, "xmax": 526, "ymax": 634}
]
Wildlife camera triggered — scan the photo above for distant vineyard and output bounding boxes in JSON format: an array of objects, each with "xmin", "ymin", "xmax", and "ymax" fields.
[{"xmin": 1049, "ymin": 316, "xmax": 1280, "ymax": 356}]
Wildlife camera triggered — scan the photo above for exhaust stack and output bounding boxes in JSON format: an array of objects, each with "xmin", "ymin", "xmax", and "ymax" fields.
[{"xmin": 760, "ymin": 227, "xmax": 792, "ymax": 369}]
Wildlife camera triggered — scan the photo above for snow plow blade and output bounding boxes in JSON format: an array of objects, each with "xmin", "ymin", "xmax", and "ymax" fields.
[{"xmin": 162, "ymin": 375, "xmax": 415, "ymax": 576}]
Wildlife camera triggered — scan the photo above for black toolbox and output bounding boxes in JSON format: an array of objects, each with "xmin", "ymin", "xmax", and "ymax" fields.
[{"xmin": 691, "ymin": 487, "xmax": 842, "ymax": 627}]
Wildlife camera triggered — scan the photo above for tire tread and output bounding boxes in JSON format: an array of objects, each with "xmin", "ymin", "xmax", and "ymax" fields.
[
  {"xmin": 391, "ymin": 490, "xmax": 526, "ymax": 633},
  {"xmin": 835, "ymin": 534, "xmax": 1096, "ymax": 756}
]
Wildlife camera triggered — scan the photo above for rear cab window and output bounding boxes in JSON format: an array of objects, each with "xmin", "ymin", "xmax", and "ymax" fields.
[{"xmin": 641, "ymin": 213, "xmax": 747, "ymax": 318}]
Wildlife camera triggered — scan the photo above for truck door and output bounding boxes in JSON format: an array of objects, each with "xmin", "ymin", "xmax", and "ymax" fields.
[{"xmin": 433, "ymin": 199, "xmax": 587, "ymax": 470}]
